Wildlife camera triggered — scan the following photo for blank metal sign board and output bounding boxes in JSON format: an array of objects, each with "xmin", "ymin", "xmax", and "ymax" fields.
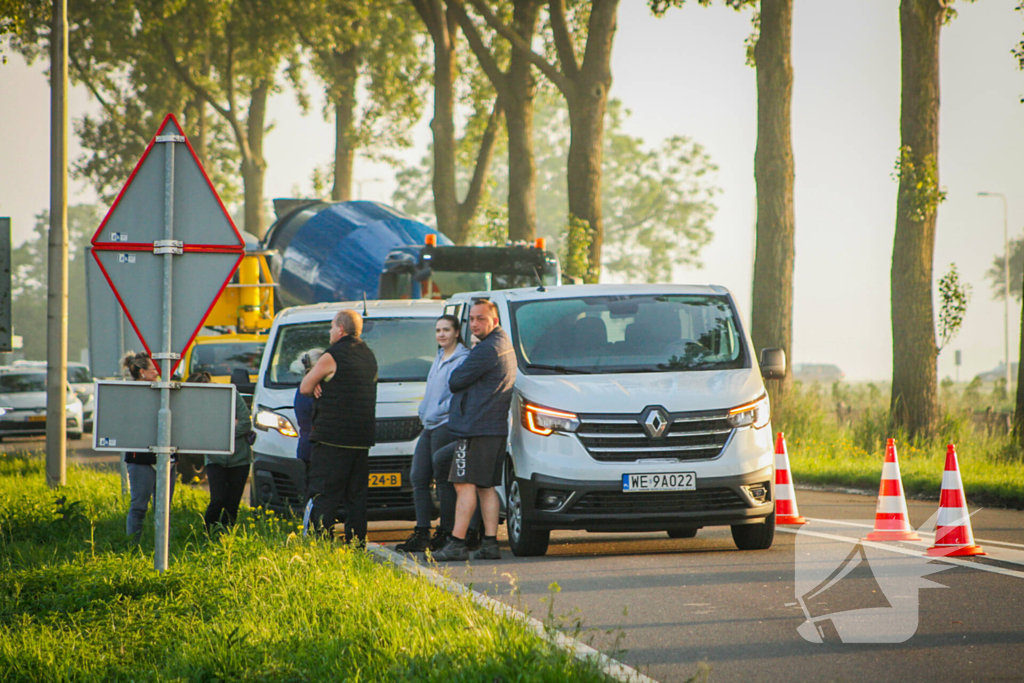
[
  {"xmin": 86, "ymin": 246, "xmax": 145, "ymax": 378},
  {"xmin": 89, "ymin": 114, "xmax": 244, "ymax": 374},
  {"xmin": 92, "ymin": 381, "xmax": 235, "ymax": 454}
]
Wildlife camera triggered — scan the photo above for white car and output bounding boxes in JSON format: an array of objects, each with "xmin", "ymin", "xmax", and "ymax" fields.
[
  {"xmin": 445, "ymin": 284, "xmax": 784, "ymax": 556},
  {"xmin": 250, "ymin": 299, "xmax": 443, "ymax": 520},
  {"xmin": 0, "ymin": 367, "xmax": 84, "ymax": 440},
  {"xmin": 12, "ymin": 361, "xmax": 95, "ymax": 432}
]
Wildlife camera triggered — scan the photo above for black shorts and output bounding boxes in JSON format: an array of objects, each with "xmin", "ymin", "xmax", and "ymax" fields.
[{"xmin": 448, "ymin": 436, "xmax": 505, "ymax": 488}]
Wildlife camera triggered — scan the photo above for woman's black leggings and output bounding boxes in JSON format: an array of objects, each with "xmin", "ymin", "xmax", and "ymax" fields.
[{"xmin": 205, "ymin": 464, "xmax": 250, "ymax": 529}]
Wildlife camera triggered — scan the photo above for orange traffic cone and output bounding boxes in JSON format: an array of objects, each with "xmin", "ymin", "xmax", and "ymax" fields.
[
  {"xmin": 927, "ymin": 444, "xmax": 985, "ymax": 557},
  {"xmin": 864, "ymin": 439, "xmax": 920, "ymax": 541},
  {"xmin": 774, "ymin": 432, "xmax": 807, "ymax": 525}
]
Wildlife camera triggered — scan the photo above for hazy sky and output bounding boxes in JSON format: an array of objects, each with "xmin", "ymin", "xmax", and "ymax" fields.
[{"xmin": 2, "ymin": 0, "xmax": 1023, "ymax": 381}]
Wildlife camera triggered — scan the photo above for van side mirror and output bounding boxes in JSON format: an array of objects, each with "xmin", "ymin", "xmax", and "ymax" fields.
[{"xmin": 759, "ymin": 348, "xmax": 786, "ymax": 380}]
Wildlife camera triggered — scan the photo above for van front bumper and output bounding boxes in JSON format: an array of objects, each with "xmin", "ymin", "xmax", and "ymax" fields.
[{"xmin": 516, "ymin": 465, "xmax": 775, "ymax": 532}]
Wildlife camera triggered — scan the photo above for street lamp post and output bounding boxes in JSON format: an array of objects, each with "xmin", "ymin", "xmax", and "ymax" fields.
[{"xmin": 978, "ymin": 191, "xmax": 1010, "ymax": 391}]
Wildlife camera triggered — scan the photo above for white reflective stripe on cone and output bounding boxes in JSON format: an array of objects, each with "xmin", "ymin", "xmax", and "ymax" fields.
[
  {"xmin": 941, "ymin": 469, "xmax": 964, "ymax": 490},
  {"xmin": 877, "ymin": 496, "xmax": 910, "ymax": 514}
]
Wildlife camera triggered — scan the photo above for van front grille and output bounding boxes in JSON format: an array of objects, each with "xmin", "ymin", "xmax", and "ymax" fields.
[
  {"xmin": 571, "ymin": 488, "xmax": 746, "ymax": 514},
  {"xmin": 576, "ymin": 411, "xmax": 732, "ymax": 463},
  {"xmin": 375, "ymin": 417, "xmax": 423, "ymax": 443}
]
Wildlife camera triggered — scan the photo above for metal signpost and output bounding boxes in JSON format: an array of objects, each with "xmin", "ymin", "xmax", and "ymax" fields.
[
  {"xmin": 90, "ymin": 114, "xmax": 245, "ymax": 571},
  {"xmin": 0, "ymin": 218, "xmax": 10, "ymax": 353}
]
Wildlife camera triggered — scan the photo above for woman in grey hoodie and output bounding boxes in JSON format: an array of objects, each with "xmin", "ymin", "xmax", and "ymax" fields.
[{"xmin": 395, "ymin": 315, "xmax": 469, "ymax": 553}]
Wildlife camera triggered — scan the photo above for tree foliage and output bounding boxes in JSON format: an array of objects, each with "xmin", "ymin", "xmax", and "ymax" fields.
[
  {"xmin": 937, "ymin": 263, "xmax": 971, "ymax": 354},
  {"xmin": 10, "ymin": 0, "xmax": 241, "ymax": 206},
  {"xmin": 293, "ymin": 0, "xmax": 429, "ymax": 200},
  {"xmin": 12, "ymin": 205, "xmax": 97, "ymax": 363},
  {"xmin": 394, "ymin": 91, "xmax": 718, "ymax": 282},
  {"xmin": 985, "ymin": 236, "xmax": 1024, "ymax": 302},
  {"xmin": 464, "ymin": 0, "xmax": 621, "ymax": 279}
]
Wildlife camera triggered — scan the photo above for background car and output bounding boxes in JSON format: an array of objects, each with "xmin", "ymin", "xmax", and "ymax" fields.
[
  {"xmin": 0, "ymin": 368, "xmax": 83, "ymax": 441},
  {"xmin": 12, "ymin": 361, "xmax": 95, "ymax": 432}
]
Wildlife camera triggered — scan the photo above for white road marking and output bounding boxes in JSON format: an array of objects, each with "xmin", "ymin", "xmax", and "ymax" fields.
[
  {"xmin": 804, "ymin": 516, "xmax": 1024, "ymax": 554},
  {"xmin": 777, "ymin": 526, "xmax": 1024, "ymax": 581}
]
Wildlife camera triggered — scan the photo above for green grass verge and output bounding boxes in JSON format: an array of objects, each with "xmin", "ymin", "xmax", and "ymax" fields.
[
  {"xmin": 0, "ymin": 453, "xmax": 613, "ymax": 683},
  {"xmin": 780, "ymin": 382, "xmax": 1024, "ymax": 509}
]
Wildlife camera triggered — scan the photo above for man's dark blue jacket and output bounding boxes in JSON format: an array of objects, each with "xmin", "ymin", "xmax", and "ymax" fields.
[{"xmin": 447, "ymin": 326, "xmax": 516, "ymax": 438}]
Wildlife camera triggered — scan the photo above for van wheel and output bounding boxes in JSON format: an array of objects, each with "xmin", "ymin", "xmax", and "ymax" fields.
[
  {"xmin": 731, "ymin": 511, "xmax": 775, "ymax": 550},
  {"xmin": 505, "ymin": 469, "xmax": 549, "ymax": 557},
  {"xmin": 667, "ymin": 527, "xmax": 699, "ymax": 539}
]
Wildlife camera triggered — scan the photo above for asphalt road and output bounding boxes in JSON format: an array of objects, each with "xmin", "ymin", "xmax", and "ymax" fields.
[{"xmin": 51, "ymin": 443, "xmax": 1024, "ymax": 682}]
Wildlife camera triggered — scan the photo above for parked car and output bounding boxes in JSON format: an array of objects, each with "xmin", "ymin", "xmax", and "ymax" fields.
[
  {"xmin": 0, "ymin": 367, "xmax": 84, "ymax": 440},
  {"xmin": 249, "ymin": 299, "xmax": 443, "ymax": 520},
  {"xmin": 10, "ymin": 361, "xmax": 93, "ymax": 432},
  {"xmin": 445, "ymin": 284, "xmax": 783, "ymax": 556}
]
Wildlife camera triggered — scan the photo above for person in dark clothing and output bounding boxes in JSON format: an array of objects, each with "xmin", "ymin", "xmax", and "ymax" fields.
[
  {"xmin": 292, "ymin": 348, "xmax": 323, "ymax": 483},
  {"xmin": 432, "ymin": 300, "xmax": 516, "ymax": 562},
  {"xmin": 122, "ymin": 351, "xmax": 176, "ymax": 541},
  {"xmin": 189, "ymin": 372, "xmax": 254, "ymax": 531},
  {"xmin": 300, "ymin": 310, "xmax": 377, "ymax": 543}
]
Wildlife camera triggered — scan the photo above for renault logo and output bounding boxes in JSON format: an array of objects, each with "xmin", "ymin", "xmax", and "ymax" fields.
[{"xmin": 643, "ymin": 407, "xmax": 670, "ymax": 438}]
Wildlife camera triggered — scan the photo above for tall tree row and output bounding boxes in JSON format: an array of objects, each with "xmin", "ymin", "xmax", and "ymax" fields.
[
  {"xmin": 749, "ymin": 0, "xmax": 796, "ymax": 417},
  {"xmin": 466, "ymin": 0, "xmax": 621, "ymax": 280},
  {"xmin": 890, "ymin": 0, "xmax": 947, "ymax": 438},
  {"xmin": 294, "ymin": 0, "xmax": 428, "ymax": 202},
  {"xmin": 649, "ymin": 0, "xmax": 796, "ymax": 415},
  {"xmin": 450, "ymin": 0, "xmax": 543, "ymax": 242},
  {"xmin": 411, "ymin": 0, "xmax": 503, "ymax": 244}
]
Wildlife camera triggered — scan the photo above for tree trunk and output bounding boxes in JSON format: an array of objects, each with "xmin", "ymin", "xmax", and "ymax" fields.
[
  {"xmin": 241, "ymin": 80, "xmax": 269, "ymax": 237},
  {"xmin": 563, "ymin": 0, "xmax": 618, "ymax": 282},
  {"xmin": 750, "ymin": 0, "xmax": 795, "ymax": 419},
  {"xmin": 565, "ymin": 84, "xmax": 607, "ymax": 283},
  {"xmin": 330, "ymin": 46, "xmax": 360, "ymax": 202},
  {"xmin": 1015, "ymin": 271, "xmax": 1024, "ymax": 445},
  {"xmin": 428, "ymin": 7, "xmax": 461, "ymax": 241},
  {"xmin": 504, "ymin": 0, "xmax": 541, "ymax": 243},
  {"xmin": 890, "ymin": 0, "xmax": 944, "ymax": 438}
]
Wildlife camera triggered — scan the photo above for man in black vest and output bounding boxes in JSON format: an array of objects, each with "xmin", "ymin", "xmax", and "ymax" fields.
[{"xmin": 300, "ymin": 309, "xmax": 378, "ymax": 543}]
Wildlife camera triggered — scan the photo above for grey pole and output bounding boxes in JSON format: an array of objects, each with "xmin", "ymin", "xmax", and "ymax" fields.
[
  {"xmin": 46, "ymin": 0, "xmax": 69, "ymax": 488},
  {"xmin": 153, "ymin": 137, "xmax": 178, "ymax": 572},
  {"xmin": 979, "ymin": 191, "xmax": 1011, "ymax": 392}
]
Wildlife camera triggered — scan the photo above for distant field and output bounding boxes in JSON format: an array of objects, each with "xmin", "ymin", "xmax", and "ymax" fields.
[
  {"xmin": 0, "ymin": 453, "xmax": 613, "ymax": 683},
  {"xmin": 780, "ymin": 381, "xmax": 1024, "ymax": 509}
]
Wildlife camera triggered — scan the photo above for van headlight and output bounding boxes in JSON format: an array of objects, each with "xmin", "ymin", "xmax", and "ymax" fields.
[
  {"xmin": 522, "ymin": 402, "xmax": 579, "ymax": 436},
  {"xmin": 254, "ymin": 407, "xmax": 299, "ymax": 438},
  {"xmin": 727, "ymin": 394, "xmax": 770, "ymax": 430}
]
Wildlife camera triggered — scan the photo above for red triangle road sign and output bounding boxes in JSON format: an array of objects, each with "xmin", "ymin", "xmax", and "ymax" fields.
[{"xmin": 91, "ymin": 114, "xmax": 245, "ymax": 375}]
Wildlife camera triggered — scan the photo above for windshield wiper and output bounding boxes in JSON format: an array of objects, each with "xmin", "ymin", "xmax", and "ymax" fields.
[{"xmin": 524, "ymin": 363, "xmax": 593, "ymax": 375}]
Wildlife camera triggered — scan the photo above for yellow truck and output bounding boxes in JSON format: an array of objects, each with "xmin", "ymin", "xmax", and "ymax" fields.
[{"xmin": 176, "ymin": 245, "xmax": 275, "ymax": 482}]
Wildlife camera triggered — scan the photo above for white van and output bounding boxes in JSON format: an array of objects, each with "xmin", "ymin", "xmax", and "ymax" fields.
[
  {"xmin": 445, "ymin": 284, "xmax": 785, "ymax": 556},
  {"xmin": 249, "ymin": 300, "xmax": 443, "ymax": 519}
]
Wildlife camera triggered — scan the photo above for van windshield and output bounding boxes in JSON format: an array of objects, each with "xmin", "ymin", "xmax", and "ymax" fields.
[
  {"xmin": 510, "ymin": 294, "xmax": 747, "ymax": 374},
  {"xmin": 266, "ymin": 318, "xmax": 438, "ymax": 386}
]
